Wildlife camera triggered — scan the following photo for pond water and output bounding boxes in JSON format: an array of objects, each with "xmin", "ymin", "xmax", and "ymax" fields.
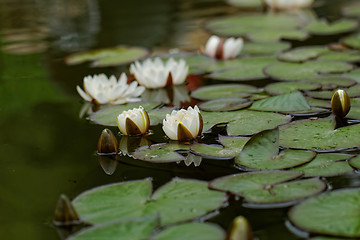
[{"xmin": 1, "ymin": 0, "xmax": 360, "ymax": 239}]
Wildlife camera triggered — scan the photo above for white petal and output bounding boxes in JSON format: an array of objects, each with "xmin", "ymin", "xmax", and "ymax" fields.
[
  {"xmin": 205, "ymin": 35, "xmax": 220, "ymax": 58},
  {"xmin": 76, "ymin": 86, "xmax": 92, "ymax": 101}
]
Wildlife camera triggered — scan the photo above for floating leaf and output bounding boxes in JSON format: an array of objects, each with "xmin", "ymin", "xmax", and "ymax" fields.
[
  {"xmin": 305, "ymin": 19, "xmax": 358, "ymax": 36},
  {"xmin": 342, "ymin": 69, "xmax": 360, "ymax": 83},
  {"xmin": 265, "ymin": 61, "xmax": 353, "ymax": 81},
  {"xmin": 289, "ymin": 188, "xmax": 360, "ymax": 238},
  {"xmin": 249, "ymin": 92, "xmax": 311, "ymax": 112},
  {"xmin": 343, "ymin": 33, "xmax": 360, "ymax": 50},
  {"xmin": 65, "ymin": 46, "xmax": 149, "ymax": 67},
  {"xmin": 209, "ymin": 171, "xmax": 326, "ymax": 207},
  {"xmin": 290, "ymin": 153, "xmax": 354, "ymax": 177},
  {"xmin": 347, "ymin": 106, "xmax": 360, "ymax": 120},
  {"xmin": 88, "ymin": 102, "xmax": 160, "ymax": 126},
  {"xmin": 73, "ymin": 178, "xmax": 227, "ymax": 225},
  {"xmin": 133, "ymin": 143, "xmax": 189, "ymax": 162},
  {"xmin": 68, "ymin": 216, "xmax": 158, "ymax": 240},
  {"xmin": 191, "ymin": 136, "xmax": 249, "ymax": 160},
  {"xmin": 305, "ymin": 97, "xmax": 331, "ymax": 108},
  {"xmin": 226, "ymin": 0, "xmax": 263, "ymax": 8},
  {"xmin": 191, "ymin": 84, "xmax": 256, "ymax": 101},
  {"xmin": 278, "ymin": 46, "xmax": 329, "ymax": 63},
  {"xmin": 199, "ymin": 98, "xmax": 253, "ymax": 112},
  {"xmin": 304, "ymin": 76, "xmax": 356, "ymax": 90},
  {"xmin": 235, "ymin": 129, "xmax": 315, "ymax": 170},
  {"xmin": 317, "ymin": 51, "xmax": 360, "ymax": 63},
  {"xmin": 306, "ymin": 84, "xmax": 360, "ymax": 99},
  {"xmin": 247, "ymin": 29, "xmax": 308, "ymax": 42},
  {"xmin": 265, "ymin": 82, "xmax": 321, "ymax": 95},
  {"xmin": 242, "ymin": 42, "xmax": 291, "ymax": 56},
  {"xmin": 279, "ymin": 117, "xmax": 360, "ymax": 151},
  {"xmin": 309, "ymin": 237, "xmax": 350, "ymax": 240},
  {"xmin": 342, "ymin": 2, "xmax": 360, "ymax": 18},
  {"xmin": 205, "ymin": 56, "xmax": 278, "ymax": 81},
  {"xmin": 348, "ymin": 155, "xmax": 360, "ymax": 169}
]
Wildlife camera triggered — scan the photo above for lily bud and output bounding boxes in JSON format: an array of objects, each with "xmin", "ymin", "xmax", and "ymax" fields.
[
  {"xmin": 204, "ymin": 35, "xmax": 243, "ymax": 60},
  {"xmin": 53, "ymin": 194, "xmax": 80, "ymax": 226},
  {"xmin": 97, "ymin": 128, "xmax": 119, "ymax": 154},
  {"xmin": 331, "ymin": 89, "xmax": 351, "ymax": 118},
  {"xmin": 226, "ymin": 216, "xmax": 254, "ymax": 240},
  {"xmin": 117, "ymin": 106, "xmax": 150, "ymax": 136},
  {"xmin": 162, "ymin": 106, "xmax": 203, "ymax": 141}
]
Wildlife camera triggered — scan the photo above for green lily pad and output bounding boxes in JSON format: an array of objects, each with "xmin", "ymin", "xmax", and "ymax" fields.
[
  {"xmin": 242, "ymin": 42, "xmax": 291, "ymax": 56},
  {"xmin": 279, "ymin": 117, "xmax": 360, "ymax": 151},
  {"xmin": 342, "ymin": 2, "xmax": 360, "ymax": 18},
  {"xmin": 305, "ymin": 97, "xmax": 331, "ymax": 108},
  {"xmin": 305, "ymin": 19, "xmax": 358, "ymax": 36},
  {"xmin": 265, "ymin": 61, "xmax": 353, "ymax": 81},
  {"xmin": 88, "ymin": 102, "xmax": 160, "ymax": 126},
  {"xmin": 290, "ymin": 153, "xmax": 354, "ymax": 177},
  {"xmin": 199, "ymin": 110, "xmax": 291, "ymax": 135},
  {"xmin": 265, "ymin": 82, "xmax": 321, "ymax": 95},
  {"xmin": 68, "ymin": 216, "xmax": 159, "ymax": 240},
  {"xmin": 278, "ymin": 46, "xmax": 329, "ymax": 63},
  {"xmin": 343, "ymin": 33, "xmax": 360, "ymax": 50},
  {"xmin": 235, "ymin": 128, "xmax": 315, "ymax": 170},
  {"xmin": 306, "ymin": 84, "xmax": 360, "ymax": 99},
  {"xmin": 309, "ymin": 237, "xmax": 350, "ymax": 240},
  {"xmin": 190, "ymin": 136, "xmax": 249, "ymax": 160},
  {"xmin": 199, "ymin": 98, "xmax": 253, "ymax": 112},
  {"xmin": 249, "ymin": 92, "xmax": 311, "ymax": 112},
  {"xmin": 133, "ymin": 143, "xmax": 189, "ymax": 162},
  {"xmin": 226, "ymin": 0, "xmax": 263, "ymax": 8},
  {"xmin": 317, "ymin": 51, "xmax": 360, "ymax": 63},
  {"xmin": 304, "ymin": 76, "xmax": 356, "ymax": 90},
  {"xmin": 65, "ymin": 46, "xmax": 149, "ymax": 67},
  {"xmin": 73, "ymin": 178, "xmax": 227, "ymax": 225},
  {"xmin": 347, "ymin": 106, "xmax": 360, "ymax": 120},
  {"xmin": 351, "ymin": 97, "xmax": 360, "ymax": 106},
  {"xmin": 153, "ymin": 222, "xmax": 226, "ymax": 240},
  {"xmin": 289, "ymin": 188, "xmax": 360, "ymax": 238},
  {"xmin": 209, "ymin": 171, "xmax": 326, "ymax": 206},
  {"xmin": 247, "ymin": 29, "xmax": 308, "ymax": 43},
  {"xmin": 191, "ymin": 84, "xmax": 256, "ymax": 101},
  {"xmin": 205, "ymin": 56, "xmax": 278, "ymax": 81},
  {"xmin": 348, "ymin": 155, "xmax": 360, "ymax": 169},
  {"xmin": 343, "ymin": 69, "xmax": 360, "ymax": 83}
]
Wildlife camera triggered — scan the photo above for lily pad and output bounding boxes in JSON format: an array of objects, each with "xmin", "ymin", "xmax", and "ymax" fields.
[
  {"xmin": 265, "ymin": 61, "xmax": 353, "ymax": 81},
  {"xmin": 347, "ymin": 106, "xmax": 360, "ymax": 120},
  {"xmin": 249, "ymin": 92, "xmax": 311, "ymax": 112},
  {"xmin": 205, "ymin": 56, "xmax": 278, "ymax": 81},
  {"xmin": 65, "ymin": 46, "xmax": 149, "ymax": 67},
  {"xmin": 73, "ymin": 178, "xmax": 227, "ymax": 225},
  {"xmin": 290, "ymin": 153, "xmax": 354, "ymax": 177},
  {"xmin": 190, "ymin": 136, "xmax": 249, "ymax": 160},
  {"xmin": 235, "ymin": 129, "xmax": 315, "ymax": 170},
  {"xmin": 317, "ymin": 51, "xmax": 360, "ymax": 63},
  {"xmin": 265, "ymin": 82, "xmax": 321, "ymax": 95},
  {"xmin": 348, "ymin": 155, "xmax": 360, "ymax": 169},
  {"xmin": 278, "ymin": 46, "xmax": 329, "ymax": 63},
  {"xmin": 133, "ymin": 143, "xmax": 189, "ymax": 162},
  {"xmin": 199, "ymin": 98, "xmax": 253, "ymax": 112},
  {"xmin": 342, "ymin": 69, "xmax": 360, "ymax": 83},
  {"xmin": 305, "ymin": 97, "xmax": 331, "ymax": 108},
  {"xmin": 191, "ymin": 84, "xmax": 256, "ymax": 101},
  {"xmin": 247, "ymin": 29, "xmax": 308, "ymax": 42},
  {"xmin": 279, "ymin": 117, "xmax": 360, "ymax": 151},
  {"xmin": 305, "ymin": 19, "xmax": 358, "ymax": 36},
  {"xmin": 88, "ymin": 102, "xmax": 160, "ymax": 126},
  {"xmin": 226, "ymin": 0, "xmax": 263, "ymax": 8},
  {"xmin": 289, "ymin": 188, "xmax": 360, "ymax": 238},
  {"xmin": 304, "ymin": 76, "xmax": 356, "ymax": 90},
  {"xmin": 343, "ymin": 33, "xmax": 360, "ymax": 50},
  {"xmin": 342, "ymin": 2, "xmax": 360, "ymax": 18},
  {"xmin": 68, "ymin": 216, "xmax": 159, "ymax": 240},
  {"xmin": 306, "ymin": 84, "xmax": 360, "ymax": 99},
  {"xmin": 209, "ymin": 171, "xmax": 326, "ymax": 207},
  {"xmin": 242, "ymin": 42, "xmax": 291, "ymax": 56}
]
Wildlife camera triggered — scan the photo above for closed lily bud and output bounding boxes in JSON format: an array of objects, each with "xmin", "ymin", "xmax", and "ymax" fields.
[
  {"xmin": 117, "ymin": 106, "xmax": 150, "ymax": 136},
  {"xmin": 53, "ymin": 194, "xmax": 80, "ymax": 226},
  {"xmin": 331, "ymin": 89, "xmax": 351, "ymax": 118},
  {"xmin": 98, "ymin": 128, "xmax": 119, "ymax": 154},
  {"xmin": 162, "ymin": 106, "xmax": 203, "ymax": 141},
  {"xmin": 204, "ymin": 35, "xmax": 243, "ymax": 60},
  {"xmin": 226, "ymin": 216, "xmax": 254, "ymax": 240}
]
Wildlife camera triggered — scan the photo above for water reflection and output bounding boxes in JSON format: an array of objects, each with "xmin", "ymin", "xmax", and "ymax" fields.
[
  {"xmin": 141, "ymin": 85, "xmax": 190, "ymax": 107},
  {"xmin": 183, "ymin": 152, "xmax": 202, "ymax": 167},
  {"xmin": 98, "ymin": 155, "xmax": 118, "ymax": 175},
  {"xmin": 118, "ymin": 135, "xmax": 151, "ymax": 158}
]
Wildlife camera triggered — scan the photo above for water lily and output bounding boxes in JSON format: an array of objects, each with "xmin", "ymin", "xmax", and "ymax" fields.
[
  {"xmin": 265, "ymin": 0, "xmax": 314, "ymax": 10},
  {"xmin": 204, "ymin": 35, "xmax": 243, "ymax": 60},
  {"xmin": 76, "ymin": 73, "xmax": 145, "ymax": 105},
  {"xmin": 129, "ymin": 57, "xmax": 189, "ymax": 89},
  {"xmin": 97, "ymin": 128, "xmax": 119, "ymax": 154},
  {"xmin": 162, "ymin": 106, "xmax": 203, "ymax": 141},
  {"xmin": 117, "ymin": 106, "xmax": 150, "ymax": 136},
  {"xmin": 331, "ymin": 89, "xmax": 351, "ymax": 118}
]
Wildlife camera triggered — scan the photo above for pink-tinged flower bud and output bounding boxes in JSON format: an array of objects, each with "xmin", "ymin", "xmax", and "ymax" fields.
[{"xmin": 204, "ymin": 35, "xmax": 243, "ymax": 60}]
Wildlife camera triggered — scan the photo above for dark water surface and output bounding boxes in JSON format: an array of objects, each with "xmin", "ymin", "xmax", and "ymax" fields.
[{"xmin": 0, "ymin": 0, "xmax": 358, "ymax": 239}]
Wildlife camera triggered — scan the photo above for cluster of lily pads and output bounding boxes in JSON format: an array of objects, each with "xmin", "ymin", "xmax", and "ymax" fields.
[{"xmin": 56, "ymin": 0, "xmax": 360, "ymax": 239}]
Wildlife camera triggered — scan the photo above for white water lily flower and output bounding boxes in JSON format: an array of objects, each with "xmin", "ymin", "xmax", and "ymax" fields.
[
  {"xmin": 76, "ymin": 73, "xmax": 145, "ymax": 105},
  {"xmin": 130, "ymin": 57, "xmax": 189, "ymax": 89},
  {"xmin": 162, "ymin": 106, "xmax": 203, "ymax": 141},
  {"xmin": 204, "ymin": 35, "xmax": 243, "ymax": 60},
  {"xmin": 265, "ymin": 0, "xmax": 314, "ymax": 10},
  {"xmin": 117, "ymin": 106, "xmax": 150, "ymax": 136}
]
